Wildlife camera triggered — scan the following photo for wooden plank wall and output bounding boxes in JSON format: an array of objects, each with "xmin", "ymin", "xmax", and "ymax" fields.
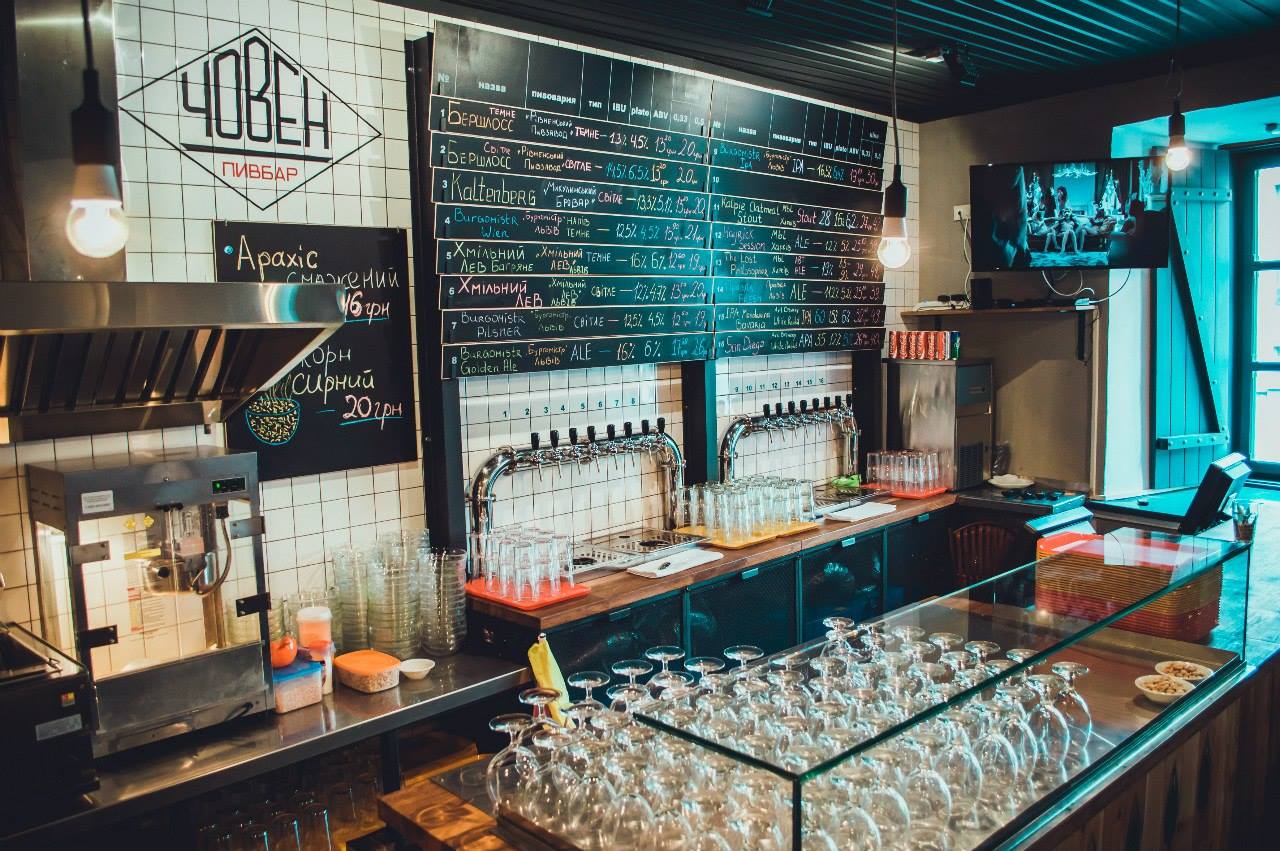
[{"xmin": 1152, "ymin": 149, "xmax": 1234, "ymax": 488}]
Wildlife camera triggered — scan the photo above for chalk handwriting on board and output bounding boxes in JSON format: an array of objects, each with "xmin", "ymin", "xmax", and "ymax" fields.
[
  {"xmin": 427, "ymin": 21, "xmax": 890, "ymax": 375},
  {"xmin": 216, "ymin": 222, "xmax": 416, "ymax": 479}
]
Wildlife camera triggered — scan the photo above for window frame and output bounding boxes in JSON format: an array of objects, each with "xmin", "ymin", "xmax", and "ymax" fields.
[{"xmin": 1233, "ymin": 147, "xmax": 1280, "ymax": 479}]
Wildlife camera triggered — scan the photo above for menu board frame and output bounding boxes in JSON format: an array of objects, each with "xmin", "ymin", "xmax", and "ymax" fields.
[{"xmin": 214, "ymin": 221, "xmax": 417, "ymax": 480}]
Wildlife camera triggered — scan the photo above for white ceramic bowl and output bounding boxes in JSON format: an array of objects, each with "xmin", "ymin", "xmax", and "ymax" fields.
[
  {"xmin": 399, "ymin": 658, "xmax": 436, "ymax": 680},
  {"xmin": 1154, "ymin": 660, "xmax": 1213, "ymax": 683},
  {"xmin": 1135, "ymin": 674, "xmax": 1192, "ymax": 704},
  {"xmin": 988, "ymin": 474, "xmax": 1035, "ymax": 488}
]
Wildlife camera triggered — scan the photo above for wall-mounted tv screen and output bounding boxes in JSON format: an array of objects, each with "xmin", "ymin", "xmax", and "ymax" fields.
[{"xmin": 970, "ymin": 157, "xmax": 1170, "ymax": 271}]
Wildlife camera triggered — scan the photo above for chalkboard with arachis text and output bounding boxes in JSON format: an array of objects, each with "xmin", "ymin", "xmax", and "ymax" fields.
[
  {"xmin": 425, "ymin": 20, "xmax": 888, "ymax": 376},
  {"xmin": 214, "ymin": 221, "xmax": 417, "ymax": 480}
]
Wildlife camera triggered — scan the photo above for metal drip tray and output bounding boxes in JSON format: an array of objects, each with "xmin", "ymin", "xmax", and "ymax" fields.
[
  {"xmin": 572, "ymin": 527, "xmax": 706, "ymax": 573},
  {"xmin": 569, "ymin": 546, "xmax": 632, "ymax": 573},
  {"xmin": 814, "ymin": 483, "xmax": 890, "ymax": 514}
]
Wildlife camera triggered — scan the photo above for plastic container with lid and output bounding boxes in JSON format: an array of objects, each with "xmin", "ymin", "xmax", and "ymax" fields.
[
  {"xmin": 296, "ymin": 605, "xmax": 333, "ymax": 648},
  {"xmin": 272, "ymin": 659, "xmax": 323, "ymax": 713},
  {"xmin": 334, "ymin": 649, "xmax": 401, "ymax": 693}
]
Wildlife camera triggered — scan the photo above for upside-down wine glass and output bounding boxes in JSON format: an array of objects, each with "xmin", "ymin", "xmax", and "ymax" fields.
[{"xmin": 485, "ymin": 714, "xmax": 537, "ymax": 811}]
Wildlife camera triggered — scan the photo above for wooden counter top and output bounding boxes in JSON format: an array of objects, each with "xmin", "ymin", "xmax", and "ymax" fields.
[{"xmin": 468, "ymin": 493, "xmax": 955, "ymax": 630}]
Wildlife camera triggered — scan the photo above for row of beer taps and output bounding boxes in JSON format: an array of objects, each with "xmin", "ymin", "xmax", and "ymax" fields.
[
  {"xmin": 469, "ymin": 418, "xmax": 686, "ymax": 533},
  {"xmin": 718, "ymin": 394, "xmax": 860, "ymax": 481},
  {"xmin": 525, "ymin": 418, "xmax": 673, "ymax": 473},
  {"xmin": 755, "ymin": 395, "xmax": 857, "ymax": 431}
]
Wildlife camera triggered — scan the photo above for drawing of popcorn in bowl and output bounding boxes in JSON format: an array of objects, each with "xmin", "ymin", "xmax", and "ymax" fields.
[{"xmin": 244, "ymin": 381, "xmax": 300, "ymax": 445}]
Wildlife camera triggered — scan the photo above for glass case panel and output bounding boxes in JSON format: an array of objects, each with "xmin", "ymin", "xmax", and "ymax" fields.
[{"xmin": 495, "ymin": 526, "xmax": 1249, "ymax": 849}]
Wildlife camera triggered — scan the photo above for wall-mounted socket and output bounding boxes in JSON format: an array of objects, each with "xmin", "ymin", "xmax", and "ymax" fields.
[{"xmin": 953, "ymin": 204, "xmax": 971, "ymax": 221}]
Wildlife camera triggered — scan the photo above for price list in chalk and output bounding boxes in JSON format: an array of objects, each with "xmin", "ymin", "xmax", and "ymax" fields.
[
  {"xmin": 214, "ymin": 222, "xmax": 417, "ymax": 480},
  {"xmin": 708, "ymin": 81, "xmax": 888, "ymax": 355},
  {"xmin": 428, "ymin": 21, "xmax": 716, "ymax": 377}
]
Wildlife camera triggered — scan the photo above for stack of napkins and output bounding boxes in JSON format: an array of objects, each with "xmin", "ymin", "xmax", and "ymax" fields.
[
  {"xmin": 825, "ymin": 502, "xmax": 898, "ymax": 523},
  {"xmin": 627, "ymin": 549, "xmax": 724, "ymax": 578}
]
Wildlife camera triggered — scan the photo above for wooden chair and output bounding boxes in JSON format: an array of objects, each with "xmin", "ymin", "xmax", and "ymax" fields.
[{"xmin": 949, "ymin": 522, "xmax": 1017, "ymax": 588}]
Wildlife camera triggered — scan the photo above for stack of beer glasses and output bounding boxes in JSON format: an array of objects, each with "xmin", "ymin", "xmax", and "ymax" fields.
[
  {"xmin": 473, "ymin": 527, "xmax": 577, "ymax": 604},
  {"xmin": 676, "ymin": 476, "xmax": 817, "ymax": 544},
  {"xmin": 864, "ymin": 449, "xmax": 944, "ymax": 496}
]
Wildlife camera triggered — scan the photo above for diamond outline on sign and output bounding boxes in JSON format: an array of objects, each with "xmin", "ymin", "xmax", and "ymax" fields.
[{"xmin": 118, "ymin": 27, "xmax": 383, "ymax": 211}]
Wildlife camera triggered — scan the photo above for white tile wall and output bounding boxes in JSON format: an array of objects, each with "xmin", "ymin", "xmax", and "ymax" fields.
[
  {"xmin": 0, "ymin": 1, "xmax": 919, "ymax": 637},
  {"xmin": 0, "ymin": 0, "xmax": 433, "ymax": 638}
]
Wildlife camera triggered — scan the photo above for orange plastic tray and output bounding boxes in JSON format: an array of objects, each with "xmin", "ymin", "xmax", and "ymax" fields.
[
  {"xmin": 465, "ymin": 578, "xmax": 589, "ymax": 610},
  {"xmin": 887, "ymin": 486, "xmax": 948, "ymax": 500}
]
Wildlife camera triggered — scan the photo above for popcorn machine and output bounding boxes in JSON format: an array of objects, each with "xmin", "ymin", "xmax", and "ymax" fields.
[{"xmin": 25, "ymin": 448, "xmax": 273, "ymax": 755}]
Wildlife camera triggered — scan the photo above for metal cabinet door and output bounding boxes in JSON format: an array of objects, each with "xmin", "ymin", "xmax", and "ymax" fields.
[
  {"xmin": 885, "ymin": 510, "xmax": 955, "ymax": 611},
  {"xmin": 800, "ymin": 532, "xmax": 884, "ymax": 641},
  {"xmin": 687, "ymin": 559, "xmax": 798, "ymax": 657},
  {"xmin": 545, "ymin": 592, "xmax": 683, "ymax": 675}
]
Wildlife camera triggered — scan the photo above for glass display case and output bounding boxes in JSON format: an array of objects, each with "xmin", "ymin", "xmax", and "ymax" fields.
[{"xmin": 487, "ymin": 526, "xmax": 1250, "ymax": 850}]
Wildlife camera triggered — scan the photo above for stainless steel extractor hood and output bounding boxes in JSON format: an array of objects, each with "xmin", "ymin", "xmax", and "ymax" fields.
[{"xmin": 0, "ymin": 280, "xmax": 343, "ymax": 443}]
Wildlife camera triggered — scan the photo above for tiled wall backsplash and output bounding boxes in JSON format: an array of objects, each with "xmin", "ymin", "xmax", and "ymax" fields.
[{"xmin": 0, "ymin": 0, "xmax": 918, "ymax": 643}]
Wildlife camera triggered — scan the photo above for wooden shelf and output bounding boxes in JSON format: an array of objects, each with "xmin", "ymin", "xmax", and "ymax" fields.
[
  {"xmin": 902, "ymin": 306, "xmax": 1095, "ymax": 318},
  {"xmin": 902, "ymin": 306, "xmax": 1095, "ymax": 360}
]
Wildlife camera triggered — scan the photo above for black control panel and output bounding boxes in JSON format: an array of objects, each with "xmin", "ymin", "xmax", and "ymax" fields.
[{"xmin": 211, "ymin": 477, "xmax": 247, "ymax": 495}]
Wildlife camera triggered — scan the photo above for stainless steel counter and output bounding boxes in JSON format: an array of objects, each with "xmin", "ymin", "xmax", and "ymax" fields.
[{"xmin": 2, "ymin": 653, "xmax": 529, "ymax": 847}]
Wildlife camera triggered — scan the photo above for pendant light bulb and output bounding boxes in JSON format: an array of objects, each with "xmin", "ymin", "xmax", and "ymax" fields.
[
  {"xmin": 1166, "ymin": 100, "xmax": 1190, "ymax": 172},
  {"xmin": 67, "ymin": 197, "xmax": 129, "ymax": 259},
  {"xmin": 878, "ymin": 165, "xmax": 911, "ymax": 269},
  {"xmin": 878, "ymin": 0, "xmax": 910, "ymax": 270},
  {"xmin": 877, "ymin": 232, "xmax": 911, "ymax": 270},
  {"xmin": 68, "ymin": 2, "xmax": 127, "ymax": 258}
]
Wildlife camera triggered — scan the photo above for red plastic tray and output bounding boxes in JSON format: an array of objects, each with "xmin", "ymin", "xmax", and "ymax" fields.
[
  {"xmin": 887, "ymin": 486, "xmax": 948, "ymax": 500},
  {"xmin": 465, "ymin": 578, "xmax": 589, "ymax": 610}
]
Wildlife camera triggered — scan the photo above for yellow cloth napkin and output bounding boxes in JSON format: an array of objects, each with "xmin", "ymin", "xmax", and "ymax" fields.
[{"xmin": 527, "ymin": 633, "xmax": 570, "ymax": 724}]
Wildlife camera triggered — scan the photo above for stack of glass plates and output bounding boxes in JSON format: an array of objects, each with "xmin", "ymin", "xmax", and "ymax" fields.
[
  {"xmin": 333, "ymin": 547, "xmax": 370, "ymax": 651},
  {"xmin": 366, "ymin": 558, "xmax": 419, "ymax": 659}
]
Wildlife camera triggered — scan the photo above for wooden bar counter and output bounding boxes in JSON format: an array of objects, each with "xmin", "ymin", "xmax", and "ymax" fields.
[
  {"xmin": 384, "ymin": 502, "xmax": 1280, "ymax": 850},
  {"xmin": 470, "ymin": 493, "xmax": 955, "ymax": 632}
]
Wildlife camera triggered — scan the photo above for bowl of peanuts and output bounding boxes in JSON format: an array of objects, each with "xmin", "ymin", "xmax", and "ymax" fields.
[
  {"xmin": 1135, "ymin": 674, "xmax": 1193, "ymax": 704},
  {"xmin": 1154, "ymin": 660, "xmax": 1213, "ymax": 683}
]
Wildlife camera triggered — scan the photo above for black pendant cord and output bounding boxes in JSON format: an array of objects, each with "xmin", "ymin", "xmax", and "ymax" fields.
[
  {"xmin": 1166, "ymin": 0, "xmax": 1183, "ymax": 99},
  {"xmin": 890, "ymin": 0, "xmax": 899, "ymax": 165},
  {"xmin": 80, "ymin": 0, "xmax": 95, "ymax": 71}
]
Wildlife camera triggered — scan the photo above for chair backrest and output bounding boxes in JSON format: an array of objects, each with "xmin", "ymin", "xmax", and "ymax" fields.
[{"xmin": 949, "ymin": 522, "xmax": 1018, "ymax": 588}]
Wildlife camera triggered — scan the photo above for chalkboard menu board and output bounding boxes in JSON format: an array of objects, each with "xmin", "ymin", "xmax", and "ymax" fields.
[
  {"xmin": 214, "ymin": 222, "xmax": 417, "ymax": 480},
  {"xmin": 426, "ymin": 22, "xmax": 888, "ymax": 377}
]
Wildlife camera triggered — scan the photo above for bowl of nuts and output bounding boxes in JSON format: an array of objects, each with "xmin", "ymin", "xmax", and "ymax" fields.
[
  {"xmin": 1135, "ymin": 674, "xmax": 1193, "ymax": 704},
  {"xmin": 245, "ymin": 395, "xmax": 301, "ymax": 446},
  {"xmin": 1154, "ymin": 660, "xmax": 1213, "ymax": 683}
]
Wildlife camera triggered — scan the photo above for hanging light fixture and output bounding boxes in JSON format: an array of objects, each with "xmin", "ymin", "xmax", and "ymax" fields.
[
  {"xmin": 1165, "ymin": 0, "xmax": 1190, "ymax": 172},
  {"xmin": 877, "ymin": 0, "xmax": 910, "ymax": 270},
  {"xmin": 66, "ymin": 0, "xmax": 129, "ymax": 258}
]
